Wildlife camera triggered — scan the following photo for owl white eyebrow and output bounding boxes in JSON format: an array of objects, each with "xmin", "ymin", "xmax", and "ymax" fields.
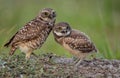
[
  {"xmin": 62, "ymin": 27, "xmax": 67, "ymax": 29},
  {"xmin": 52, "ymin": 10, "xmax": 55, "ymax": 13},
  {"xmin": 54, "ymin": 31, "xmax": 63, "ymax": 36},
  {"xmin": 54, "ymin": 30, "xmax": 70, "ymax": 36},
  {"xmin": 41, "ymin": 11, "xmax": 49, "ymax": 13}
]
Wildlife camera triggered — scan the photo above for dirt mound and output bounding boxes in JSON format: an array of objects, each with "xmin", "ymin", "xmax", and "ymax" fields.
[{"xmin": 0, "ymin": 53, "xmax": 120, "ymax": 78}]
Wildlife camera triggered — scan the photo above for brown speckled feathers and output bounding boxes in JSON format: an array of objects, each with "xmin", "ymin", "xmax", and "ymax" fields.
[
  {"xmin": 63, "ymin": 29, "xmax": 97, "ymax": 53},
  {"xmin": 4, "ymin": 18, "xmax": 52, "ymax": 48}
]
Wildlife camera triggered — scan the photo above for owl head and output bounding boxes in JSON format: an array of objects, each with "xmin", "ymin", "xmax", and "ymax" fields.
[
  {"xmin": 38, "ymin": 8, "xmax": 56, "ymax": 23},
  {"xmin": 53, "ymin": 22, "xmax": 71, "ymax": 37}
]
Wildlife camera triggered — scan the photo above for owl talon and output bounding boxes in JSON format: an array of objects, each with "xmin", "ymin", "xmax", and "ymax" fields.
[
  {"xmin": 75, "ymin": 60, "xmax": 82, "ymax": 67},
  {"xmin": 25, "ymin": 51, "xmax": 33, "ymax": 60},
  {"xmin": 73, "ymin": 58, "xmax": 80, "ymax": 64},
  {"xmin": 73, "ymin": 58, "xmax": 82, "ymax": 67},
  {"xmin": 9, "ymin": 52, "xmax": 14, "ymax": 55}
]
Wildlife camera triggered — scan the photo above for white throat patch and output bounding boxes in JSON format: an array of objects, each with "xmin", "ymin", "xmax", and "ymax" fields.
[{"xmin": 54, "ymin": 31, "xmax": 70, "ymax": 36}]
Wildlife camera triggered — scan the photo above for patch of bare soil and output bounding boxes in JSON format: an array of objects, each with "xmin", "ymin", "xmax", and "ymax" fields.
[{"xmin": 0, "ymin": 53, "xmax": 120, "ymax": 78}]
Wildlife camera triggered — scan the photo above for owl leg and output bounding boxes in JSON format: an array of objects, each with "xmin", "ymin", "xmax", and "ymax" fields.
[
  {"xmin": 31, "ymin": 53, "xmax": 38, "ymax": 58},
  {"xmin": 75, "ymin": 56, "xmax": 86, "ymax": 66},
  {"xmin": 25, "ymin": 51, "xmax": 33, "ymax": 60},
  {"xmin": 75, "ymin": 58, "xmax": 82, "ymax": 66},
  {"xmin": 90, "ymin": 53, "xmax": 97, "ymax": 60},
  {"xmin": 9, "ymin": 46, "xmax": 17, "ymax": 55},
  {"xmin": 73, "ymin": 58, "xmax": 80, "ymax": 65}
]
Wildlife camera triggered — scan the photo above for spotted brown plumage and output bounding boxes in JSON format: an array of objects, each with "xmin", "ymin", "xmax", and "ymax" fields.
[
  {"xmin": 64, "ymin": 29, "xmax": 97, "ymax": 53},
  {"xmin": 53, "ymin": 22, "xmax": 97, "ymax": 66},
  {"xmin": 4, "ymin": 8, "xmax": 56, "ymax": 59}
]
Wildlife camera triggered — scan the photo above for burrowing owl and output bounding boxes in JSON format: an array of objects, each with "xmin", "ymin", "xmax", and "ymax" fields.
[
  {"xmin": 53, "ymin": 22, "xmax": 97, "ymax": 66},
  {"xmin": 4, "ymin": 8, "xmax": 56, "ymax": 59}
]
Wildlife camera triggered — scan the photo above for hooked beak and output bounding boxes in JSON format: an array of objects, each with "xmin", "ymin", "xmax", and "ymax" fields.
[{"xmin": 49, "ymin": 13, "xmax": 56, "ymax": 19}]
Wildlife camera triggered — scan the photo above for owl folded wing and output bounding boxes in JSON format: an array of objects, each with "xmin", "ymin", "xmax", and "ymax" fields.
[
  {"xmin": 9, "ymin": 22, "xmax": 44, "ymax": 44},
  {"xmin": 64, "ymin": 31, "xmax": 97, "ymax": 53}
]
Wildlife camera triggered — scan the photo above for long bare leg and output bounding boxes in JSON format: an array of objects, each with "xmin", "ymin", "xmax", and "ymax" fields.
[
  {"xmin": 25, "ymin": 51, "xmax": 33, "ymax": 60},
  {"xmin": 31, "ymin": 53, "xmax": 38, "ymax": 58},
  {"xmin": 73, "ymin": 58, "xmax": 80, "ymax": 65},
  {"xmin": 90, "ymin": 53, "xmax": 97, "ymax": 60},
  {"xmin": 75, "ymin": 58, "xmax": 83, "ymax": 66},
  {"xmin": 75, "ymin": 56, "xmax": 86, "ymax": 66}
]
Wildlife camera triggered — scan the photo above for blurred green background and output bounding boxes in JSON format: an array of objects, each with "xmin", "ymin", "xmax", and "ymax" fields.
[{"xmin": 0, "ymin": 0, "xmax": 120, "ymax": 59}]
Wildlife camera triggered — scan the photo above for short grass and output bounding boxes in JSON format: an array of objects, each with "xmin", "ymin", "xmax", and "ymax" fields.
[{"xmin": 0, "ymin": 0, "xmax": 120, "ymax": 59}]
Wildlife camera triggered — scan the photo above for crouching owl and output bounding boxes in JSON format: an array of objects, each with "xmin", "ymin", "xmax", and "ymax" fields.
[{"xmin": 53, "ymin": 22, "xmax": 97, "ymax": 66}]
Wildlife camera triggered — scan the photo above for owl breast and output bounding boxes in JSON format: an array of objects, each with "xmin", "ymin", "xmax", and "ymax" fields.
[
  {"xmin": 63, "ymin": 42, "xmax": 89, "ymax": 59},
  {"xmin": 18, "ymin": 27, "xmax": 52, "ymax": 53},
  {"xmin": 30, "ymin": 27, "xmax": 51, "ymax": 49}
]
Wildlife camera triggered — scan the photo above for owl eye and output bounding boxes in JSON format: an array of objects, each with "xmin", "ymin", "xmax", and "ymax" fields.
[
  {"xmin": 66, "ymin": 26, "xmax": 69, "ymax": 29},
  {"xmin": 58, "ymin": 27, "xmax": 62, "ymax": 30},
  {"xmin": 44, "ymin": 12, "xmax": 49, "ymax": 16},
  {"xmin": 53, "ymin": 12, "xmax": 55, "ymax": 15}
]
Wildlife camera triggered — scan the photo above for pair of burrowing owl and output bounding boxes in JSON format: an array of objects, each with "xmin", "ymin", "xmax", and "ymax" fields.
[{"xmin": 4, "ymin": 8, "xmax": 97, "ymax": 65}]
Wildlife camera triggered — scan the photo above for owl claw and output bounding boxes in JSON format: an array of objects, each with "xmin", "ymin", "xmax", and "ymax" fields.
[{"xmin": 9, "ymin": 52, "xmax": 14, "ymax": 55}]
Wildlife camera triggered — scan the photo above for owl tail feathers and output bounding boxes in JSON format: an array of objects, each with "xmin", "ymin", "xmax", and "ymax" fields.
[
  {"xmin": 4, "ymin": 42, "xmax": 11, "ymax": 47},
  {"xmin": 4, "ymin": 36, "xmax": 14, "ymax": 47},
  {"xmin": 4, "ymin": 37, "xmax": 14, "ymax": 47},
  {"xmin": 4, "ymin": 32, "xmax": 18, "ymax": 47}
]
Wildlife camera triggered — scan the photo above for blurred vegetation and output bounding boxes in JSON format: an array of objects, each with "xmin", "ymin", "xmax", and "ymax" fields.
[{"xmin": 0, "ymin": 0, "xmax": 120, "ymax": 59}]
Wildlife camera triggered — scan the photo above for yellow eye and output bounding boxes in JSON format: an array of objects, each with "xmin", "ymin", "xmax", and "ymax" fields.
[
  {"xmin": 58, "ymin": 27, "xmax": 62, "ymax": 30},
  {"xmin": 44, "ymin": 12, "xmax": 49, "ymax": 16}
]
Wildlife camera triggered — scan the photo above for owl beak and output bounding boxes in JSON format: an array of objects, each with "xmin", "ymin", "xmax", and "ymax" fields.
[
  {"xmin": 52, "ymin": 13, "xmax": 56, "ymax": 18},
  {"xmin": 61, "ymin": 30, "xmax": 67, "ymax": 34},
  {"xmin": 49, "ymin": 13, "xmax": 56, "ymax": 19}
]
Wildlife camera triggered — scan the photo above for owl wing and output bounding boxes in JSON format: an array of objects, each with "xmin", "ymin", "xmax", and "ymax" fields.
[
  {"xmin": 4, "ymin": 20, "xmax": 46, "ymax": 46},
  {"xmin": 13, "ymin": 20, "xmax": 47, "ymax": 42},
  {"xmin": 63, "ymin": 29, "xmax": 97, "ymax": 53}
]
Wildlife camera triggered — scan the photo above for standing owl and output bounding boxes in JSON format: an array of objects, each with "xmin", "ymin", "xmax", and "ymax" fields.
[
  {"xmin": 4, "ymin": 8, "xmax": 56, "ymax": 59},
  {"xmin": 53, "ymin": 22, "xmax": 97, "ymax": 66}
]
